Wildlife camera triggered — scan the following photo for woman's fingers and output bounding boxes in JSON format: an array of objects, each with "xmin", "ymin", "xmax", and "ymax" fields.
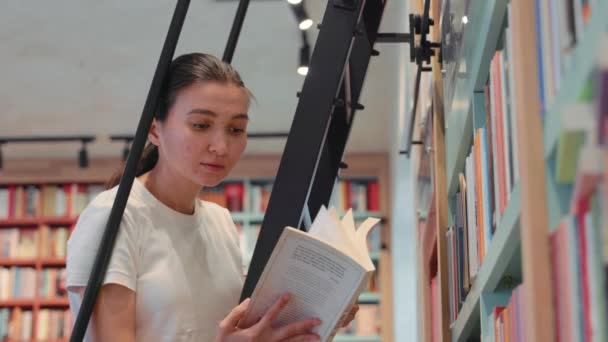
[
  {"xmin": 219, "ymin": 298, "xmax": 251, "ymax": 332},
  {"xmin": 273, "ymin": 318, "xmax": 322, "ymax": 341},
  {"xmin": 257, "ymin": 293, "xmax": 291, "ymax": 328}
]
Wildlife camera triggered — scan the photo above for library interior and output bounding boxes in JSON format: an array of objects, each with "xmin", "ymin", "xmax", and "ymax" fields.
[{"xmin": 1, "ymin": 0, "xmax": 607, "ymax": 341}]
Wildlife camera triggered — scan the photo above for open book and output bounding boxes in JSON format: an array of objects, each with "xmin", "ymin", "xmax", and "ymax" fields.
[{"xmin": 240, "ymin": 206, "xmax": 381, "ymax": 341}]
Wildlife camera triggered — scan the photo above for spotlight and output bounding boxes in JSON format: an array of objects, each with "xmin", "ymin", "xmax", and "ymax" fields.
[
  {"xmin": 292, "ymin": 4, "xmax": 313, "ymax": 31},
  {"xmin": 287, "ymin": 0, "xmax": 302, "ymax": 4},
  {"xmin": 298, "ymin": 44, "xmax": 310, "ymax": 76},
  {"xmin": 79, "ymin": 141, "xmax": 89, "ymax": 168},
  {"xmin": 299, "ymin": 19, "xmax": 313, "ymax": 30}
]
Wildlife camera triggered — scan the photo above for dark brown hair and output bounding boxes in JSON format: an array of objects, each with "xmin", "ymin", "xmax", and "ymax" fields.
[{"xmin": 106, "ymin": 53, "xmax": 250, "ymax": 189}]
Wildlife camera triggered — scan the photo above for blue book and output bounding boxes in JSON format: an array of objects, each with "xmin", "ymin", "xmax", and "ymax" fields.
[
  {"xmin": 535, "ymin": 0, "xmax": 546, "ymax": 114},
  {"xmin": 14, "ymin": 268, "xmax": 21, "ymax": 298}
]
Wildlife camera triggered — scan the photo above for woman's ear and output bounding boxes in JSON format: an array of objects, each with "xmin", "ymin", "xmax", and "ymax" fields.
[{"xmin": 148, "ymin": 118, "xmax": 161, "ymax": 147}]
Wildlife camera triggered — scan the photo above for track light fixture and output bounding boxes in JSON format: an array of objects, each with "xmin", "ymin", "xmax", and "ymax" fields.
[
  {"xmin": 79, "ymin": 140, "xmax": 89, "ymax": 168},
  {"xmin": 122, "ymin": 142, "xmax": 130, "ymax": 162},
  {"xmin": 0, "ymin": 135, "xmax": 96, "ymax": 169},
  {"xmin": 291, "ymin": 4, "xmax": 313, "ymax": 31},
  {"xmin": 298, "ymin": 43, "xmax": 310, "ymax": 76}
]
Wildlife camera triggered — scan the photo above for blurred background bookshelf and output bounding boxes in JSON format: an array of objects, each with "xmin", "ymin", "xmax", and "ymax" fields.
[
  {"xmin": 0, "ymin": 153, "xmax": 392, "ymax": 341},
  {"xmin": 413, "ymin": 0, "xmax": 608, "ymax": 341},
  {"xmin": 0, "ymin": 182, "xmax": 104, "ymax": 341}
]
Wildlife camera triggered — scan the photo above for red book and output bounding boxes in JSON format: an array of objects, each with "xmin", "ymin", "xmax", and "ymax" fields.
[
  {"xmin": 366, "ymin": 181, "xmax": 379, "ymax": 211},
  {"xmin": 550, "ymin": 229, "xmax": 562, "ymax": 342},
  {"xmin": 8, "ymin": 186, "xmax": 16, "ymax": 219},
  {"xmin": 575, "ymin": 198, "xmax": 592, "ymax": 342},
  {"xmin": 224, "ymin": 183, "xmax": 244, "ymax": 212}
]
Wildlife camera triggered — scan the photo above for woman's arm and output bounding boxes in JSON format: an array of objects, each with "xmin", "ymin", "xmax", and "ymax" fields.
[{"xmin": 72, "ymin": 284, "xmax": 136, "ymax": 342}]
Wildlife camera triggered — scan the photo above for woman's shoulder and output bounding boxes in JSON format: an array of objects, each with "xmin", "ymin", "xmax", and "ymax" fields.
[{"xmin": 199, "ymin": 200, "xmax": 232, "ymax": 221}]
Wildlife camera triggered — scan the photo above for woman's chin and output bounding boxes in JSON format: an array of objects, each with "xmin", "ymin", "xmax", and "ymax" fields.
[{"xmin": 195, "ymin": 174, "xmax": 225, "ymax": 188}]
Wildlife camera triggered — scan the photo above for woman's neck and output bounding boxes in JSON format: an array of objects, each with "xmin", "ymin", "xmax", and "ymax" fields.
[{"xmin": 139, "ymin": 165, "xmax": 202, "ymax": 215}]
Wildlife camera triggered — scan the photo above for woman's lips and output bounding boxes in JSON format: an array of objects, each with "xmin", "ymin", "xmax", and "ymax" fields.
[{"xmin": 201, "ymin": 163, "xmax": 225, "ymax": 172}]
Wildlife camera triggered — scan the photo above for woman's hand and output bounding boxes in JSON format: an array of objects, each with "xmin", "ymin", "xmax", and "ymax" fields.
[{"xmin": 215, "ymin": 293, "xmax": 321, "ymax": 342}]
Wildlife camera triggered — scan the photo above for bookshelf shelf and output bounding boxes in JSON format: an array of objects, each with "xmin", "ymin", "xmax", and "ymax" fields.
[
  {"xmin": 0, "ymin": 218, "xmax": 41, "ymax": 226},
  {"xmin": 450, "ymin": 185, "xmax": 521, "ymax": 342},
  {"xmin": 40, "ymin": 258, "xmax": 67, "ymax": 267},
  {"xmin": 40, "ymin": 217, "xmax": 77, "ymax": 226},
  {"xmin": 0, "ymin": 258, "xmax": 37, "ymax": 266},
  {"xmin": 0, "ymin": 299, "xmax": 36, "ymax": 307},
  {"xmin": 543, "ymin": 1, "xmax": 608, "ymax": 159},
  {"xmin": 333, "ymin": 335, "xmax": 381, "ymax": 342},
  {"xmin": 358, "ymin": 292, "xmax": 380, "ymax": 304},
  {"xmin": 38, "ymin": 297, "xmax": 69, "ymax": 307},
  {"xmin": 230, "ymin": 212, "xmax": 250, "ymax": 222},
  {"xmin": 0, "ymin": 217, "xmax": 76, "ymax": 227}
]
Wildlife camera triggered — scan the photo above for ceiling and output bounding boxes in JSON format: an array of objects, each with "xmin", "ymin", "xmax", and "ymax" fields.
[{"xmin": 0, "ymin": 0, "xmax": 405, "ymax": 159}]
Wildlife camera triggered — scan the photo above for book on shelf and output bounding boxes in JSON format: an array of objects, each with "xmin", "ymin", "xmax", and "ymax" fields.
[
  {"xmin": 550, "ymin": 193, "xmax": 607, "ymax": 342},
  {"xmin": 249, "ymin": 182, "xmax": 273, "ymax": 214},
  {"xmin": 492, "ymin": 285, "xmax": 525, "ymax": 342},
  {"xmin": 0, "ymin": 226, "xmax": 69, "ymax": 260},
  {"xmin": 200, "ymin": 181, "xmax": 248, "ymax": 213},
  {"xmin": 35, "ymin": 308, "xmax": 72, "ymax": 340},
  {"xmin": 534, "ymin": 0, "xmax": 596, "ymax": 113},
  {"xmin": 0, "ymin": 267, "xmax": 36, "ymax": 300},
  {"xmin": 0, "ymin": 183, "xmax": 103, "ymax": 220},
  {"xmin": 0, "ymin": 307, "xmax": 33, "ymax": 340},
  {"xmin": 240, "ymin": 206, "xmax": 381, "ymax": 341},
  {"xmin": 330, "ymin": 179, "xmax": 380, "ymax": 213},
  {"xmin": 430, "ymin": 275, "xmax": 440, "ymax": 342}
]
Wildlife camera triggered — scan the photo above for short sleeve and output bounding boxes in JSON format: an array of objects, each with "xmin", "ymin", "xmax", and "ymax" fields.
[{"xmin": 66, "ymin": 202, "xmax": 139, "ymax": 291}]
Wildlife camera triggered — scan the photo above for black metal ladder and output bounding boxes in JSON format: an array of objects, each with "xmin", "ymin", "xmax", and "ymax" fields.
[{"xmin": 241, "ymin": 0, "xmax": 387, "ymax": 299}]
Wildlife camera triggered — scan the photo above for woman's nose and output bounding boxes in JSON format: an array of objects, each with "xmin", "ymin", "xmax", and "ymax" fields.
[{"xmin": 208, "ymin": 132, "xmax": 228, "ymax": 155}]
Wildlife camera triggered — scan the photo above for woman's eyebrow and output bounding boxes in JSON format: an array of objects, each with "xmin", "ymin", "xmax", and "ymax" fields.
[
  {"xmin": 232, "ymin": 113, "xmax": 249, "ymax": 120},
  {"xmin": 187, "ymin": 108, "xmax": 216, "ymax": 116},
  {"xmin": 187, "ymin": 109, "xmax": 248, "ymax": 121}
]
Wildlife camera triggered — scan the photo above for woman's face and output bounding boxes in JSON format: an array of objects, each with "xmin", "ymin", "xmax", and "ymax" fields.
[{"xmin": 150, "ymin": 81, "xmax": 249, "ymax": 187}]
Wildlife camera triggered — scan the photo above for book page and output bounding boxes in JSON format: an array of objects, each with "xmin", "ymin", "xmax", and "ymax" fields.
[{"xmin": 241, "ymin": 228, "xmax": 366, "ymax": 340}]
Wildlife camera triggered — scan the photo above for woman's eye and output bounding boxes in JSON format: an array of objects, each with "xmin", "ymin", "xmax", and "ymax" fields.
[
  {"xmin": 230, "ymin": 127, "xmax": 246, "ymax": 135},
  {"xmin": 192, "ymin": 123, "xmax": 210, "ymax": 130}
]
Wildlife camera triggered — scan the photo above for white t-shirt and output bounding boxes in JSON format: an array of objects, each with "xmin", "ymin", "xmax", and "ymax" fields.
[{"xmin": 66, "ymin": 178, "xmax": 244, "ymax": 342}]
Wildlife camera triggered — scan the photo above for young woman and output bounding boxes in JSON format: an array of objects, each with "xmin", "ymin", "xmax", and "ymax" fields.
[{"xmin": 66, "ymin": 53, "xmax": 357, "ymax": 341}]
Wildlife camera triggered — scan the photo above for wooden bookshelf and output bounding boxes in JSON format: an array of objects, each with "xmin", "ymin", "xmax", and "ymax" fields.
[
  {"xmin": 415, "ymin": 0, "xmax": 608, "ymax": 341},
  {"xmin": 1, "ymin": 153, "xmax": 392, "ymax": 341}
]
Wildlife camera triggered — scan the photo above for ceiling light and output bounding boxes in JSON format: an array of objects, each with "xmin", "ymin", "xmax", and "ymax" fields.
[
  {"xmin": 299, "ymin": 18, "xmax": 313, "ymax": 30},
  {"xmin": 287, "ymin": 0, "xmax": 302, "ymax": 4},
  {"xmin": 298, "ymin": 44, "xmax": 310, "ymax": 76},
  {"xmin": 462, "ymin": 16, "xmax": 469, "ymax": 24},
  {"xmin": 292, "ymin": 4, "xmax": 313, "ymax": 31}
]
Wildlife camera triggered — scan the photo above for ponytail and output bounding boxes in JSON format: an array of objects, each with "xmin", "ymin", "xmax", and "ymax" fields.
[{"xmin": 105, "ymin": 143, "xmax": 159, "ymax": 189}]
